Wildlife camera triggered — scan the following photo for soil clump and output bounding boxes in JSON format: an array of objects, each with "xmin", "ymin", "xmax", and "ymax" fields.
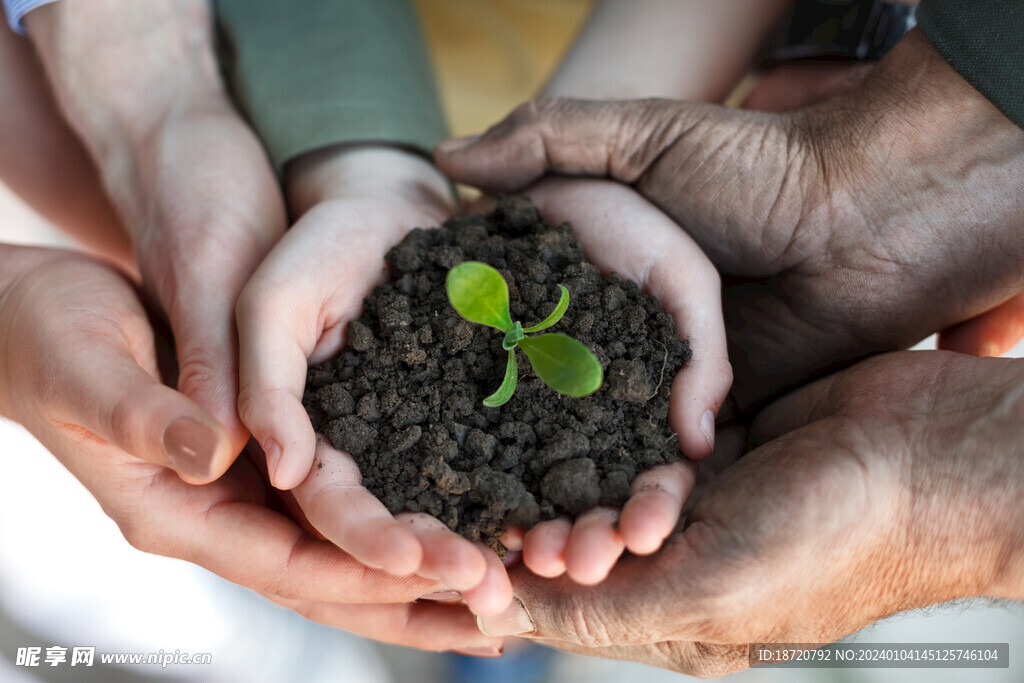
[{"xmin": 304, "ymin": 197, "xmax": 690, "ymax": 555}]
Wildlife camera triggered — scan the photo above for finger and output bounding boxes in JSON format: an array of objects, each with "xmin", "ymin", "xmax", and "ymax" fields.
[
  {"xmin": 478, "ymin": 544, "xmax": 701, "ymax": 643},
  {"xmin": 143, "ymin": 106, "xmax": 286, "ymax": 458},
  {"xmin": 43, "ymin": 425, "xmax": 437, "ymax": 606},
  {"xmin": 526, "ymin": 179, "xmax": 732, "ymax": 458},
  {"xmin": 162, "ymin": 486, "xmax": 434, "ymax": 604},
  {"xmin": 499, "ymin": 526, "xmax": 525, "ymax": 553},
  {"xmin": 58, "ymin": 341, "xmax": 234, "ymax": 483},
  {"xmin": 435, "ymin": 98, "xmax": 713, "ymax": 192},
  {"xmin": 522, "ymin": 518, "xmax": 572, "ymax": 578},
  {"xmin": 22, "ymin": 261, "xmax": 233, "ymax": 482},
  {"xmin": 236, "ymin": 269, "xmax": 320, "ymax": 490},
  {"xmin": 461, "ymin": 543, "xmax": 515, "ymax": 616},
  {"xmin": 235, "ymin": 204, "xmax": 396, "ymax": 490},
  {"xmin": 397, "ymin": 513, "xmax": 488, "ymax": 592},
  {"xmin": 292, "ymin": 438, "xmax": 423, "ymax": 576},
  {"xmin": 939, "ymin": 291, "xmax": 1024, "ymax": 357},
  {"xmin": 618, "ymin": 461, "xmax": 695, "ymax": 556},
  {"xmin": 263, "ymin": 594, "xmax": 504, "ymax": 655},
  {"xmin": 563, "ymin": 507, "xmax": 625, "ymax": 585}
]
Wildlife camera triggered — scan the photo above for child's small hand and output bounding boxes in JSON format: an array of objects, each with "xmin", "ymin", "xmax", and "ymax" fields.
[
  {"xmin": 514, "ymin": 178, "xmax": 732, "ymax": 584},
  {"xmin": 235, "ymin": 146, "xmax": 512, "ymax": 614}
]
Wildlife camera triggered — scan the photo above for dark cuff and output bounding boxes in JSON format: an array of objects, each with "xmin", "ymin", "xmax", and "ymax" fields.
[{"xmin": 916, "ymin": 0, "xmax": 1024, "ymax": 129}]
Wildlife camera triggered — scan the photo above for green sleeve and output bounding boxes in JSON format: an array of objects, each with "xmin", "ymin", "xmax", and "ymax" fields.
[
  {"xmin": 215, "ymin": 0, "xmax": 448, "ymax": 171},
  {"xmin": 916, "ymin": 0, "xmax": 1024, "ymax": 129}
]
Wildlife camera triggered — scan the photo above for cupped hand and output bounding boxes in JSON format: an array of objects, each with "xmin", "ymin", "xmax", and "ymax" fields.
[
  {"xmin": 437, "ymin": 29, "xmax": 1024, "ymax": 411},
  {"xmin": 741, "ymin": 57, "xmax": 1024, "ymax": 358},
  {"xmin": 25, "ymin": 1, "xmax": 286, "ymax": 464},
  {"xmin": 0, "ymin": 245, "xmax": 502, "ymax": 654},
  {"xmin": 235, "ymin": 146, "xmax": 513, "ymax": 614},
  {"xmin": 475, "ymin": 351, "xmax": 1024, "ymax": 676},
  {"xmin": 504, "ymin": 178, "xmax": 729, "ymax": 585}
]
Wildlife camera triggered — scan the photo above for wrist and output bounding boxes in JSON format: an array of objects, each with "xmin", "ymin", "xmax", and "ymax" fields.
[
  {"xmin": 24, "ymin": 0, "xmax": 222, "ymax": 144},
  {"xmin": 815, "ymin": 29, "xmax": 1024, "ymax": 174},
  {"xmin": 285, "ymin": 145, "xmax": 455, "ymax": 220},
  {"xmin": 902, "ymin": 359, "xmax": 1024, "ymax": 603}
]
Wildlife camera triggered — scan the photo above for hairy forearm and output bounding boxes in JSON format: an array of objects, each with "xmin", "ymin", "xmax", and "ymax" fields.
[{"xmin": 544, "ymin": 0, "xmax": 791, "ymax": 101}]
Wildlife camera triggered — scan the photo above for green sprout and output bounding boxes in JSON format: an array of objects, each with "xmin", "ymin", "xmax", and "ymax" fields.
[{"xmin": 446, "ymin": 261, "xmax": 603, "ymax": 407}]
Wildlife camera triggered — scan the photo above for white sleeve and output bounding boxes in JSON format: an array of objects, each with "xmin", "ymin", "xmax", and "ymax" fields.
[{"xmin": 2, "ymin": 0, "xmax": 61, "ymax": 35}]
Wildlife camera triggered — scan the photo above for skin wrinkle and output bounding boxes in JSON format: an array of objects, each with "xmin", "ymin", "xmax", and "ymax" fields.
[
  {"xmin": 618, "ymin": 101, "xmax": 702, "ymax": 184},
  {"xmin": 758, "ymin": 121, "xmax": 808, "ymax": 269}
]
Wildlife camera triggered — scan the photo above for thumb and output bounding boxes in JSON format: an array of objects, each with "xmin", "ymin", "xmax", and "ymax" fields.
[
  {"xmin": 45, "ymin": 321, "xmax": 235, "ymax": 484},
  {"xmin": 477, "ymin": 540, "xmax": 703, "ymax": 645},
  {"xmin": 81, "ymin": 347, "xmax": 233, "ymax": 482},
  {"xmin": 169, "ymin": 302, "xmax": 251, "ymax": 457},
  {"xmin": 435, "ymin": 98, "xmax": 723, "ymax": 192}
]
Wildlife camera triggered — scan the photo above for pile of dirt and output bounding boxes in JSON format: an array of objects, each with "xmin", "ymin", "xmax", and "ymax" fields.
[{"xmin": 303, "ymin": 197, "xmax": 690, "ymax": 555}]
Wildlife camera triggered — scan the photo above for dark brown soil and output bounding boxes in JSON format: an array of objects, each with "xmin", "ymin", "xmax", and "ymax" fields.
[{"xmin": 303, "ymin": 197, "xmax": 690, "ymax": 555}]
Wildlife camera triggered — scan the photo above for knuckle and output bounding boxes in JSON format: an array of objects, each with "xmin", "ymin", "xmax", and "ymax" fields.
[
  {"xmin": 507, "ymin": 100, "xmax": 543, "ymax": 128},
  {"xmin": 106, "ymin": 393, "xmax": 142, "ymax": 451},
  {"xmin": 556, "ymin": 597, "xmax": 622, "ymax": 648},
  {"xmin": 176, "ymin": 355, "xmax": 219, "ymax": 399},
  {"xmin": 235, "ymin": 384, "xmax": 262, "ymax": 432},
  {"xmin": 611, "ymin": 101, "xmax": 681, "ymax": 182}
]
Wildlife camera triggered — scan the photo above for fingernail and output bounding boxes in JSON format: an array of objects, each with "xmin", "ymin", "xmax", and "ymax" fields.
[
  {"xmin": 437, "ymin": 135, "xmax": 481, "ymax": 154},
  {"xmin": 417, "ymin": 591, "xmax": 463, "ymax": 602},
  {"xmin": 451, "ymin": 646, "xmax": 504, "ymax": 658},
  {"xmin": 476, "ymin": 596, "xmax": 534, "ymax": 637},
  {"xmin": 264, "ymin": 438, "xmax": 282, "ymax": 486},
  {"xmin": 700, "ymin": 409, "xmax": 715, "ymax": 451},
  {"xmin": 163, "ymin": 418, "xmax": 218, "ymax": 479},
  {"xmin": 978, "ymin": 342, "xmax": 1001, "ymax": 357}
]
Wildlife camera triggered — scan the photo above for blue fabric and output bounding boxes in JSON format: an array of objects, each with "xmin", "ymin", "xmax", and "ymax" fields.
[{"xmin": 3, "ymin": 0, "xmax": 60, "ymax": 34}]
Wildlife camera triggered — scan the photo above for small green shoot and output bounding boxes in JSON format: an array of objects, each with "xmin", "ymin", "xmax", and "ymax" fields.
[{"xmin": 446, "ymin": 261, "xmax": 603, "ymax": 407}]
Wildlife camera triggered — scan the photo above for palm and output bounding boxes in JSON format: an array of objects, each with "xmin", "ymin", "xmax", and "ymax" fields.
[
  {"xmin": 236, "ymin": 195, "xmax": 516, "ymax": 614},
  {"xmin": 505, "ymin": 178, "xmax": 731, "ymax": 583},
  {"xmin": 499, "ymin": 351, "xmax": 1023, "ymax": 676},
  {"xmin": 1, "ymin": 251, "xmax": 498, "ymax": 651}
]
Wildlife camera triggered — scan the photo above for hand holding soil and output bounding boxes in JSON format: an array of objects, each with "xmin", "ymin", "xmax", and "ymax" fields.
[
  {"xmin": 478, "ymin": 351, "xmax": 1024, "ymax": 676},
  {"xmin": 0, "ymin": 245, "xmax": 507, "ymax": 653},
  {"xmin": 235, "ymin": 146, "xmax": 516, "ymax": 615},
  {"xmin": 436, "ymin": 31, "xmax": 1024, "ymax": 414},
  {"xmin": 305, "ymin": 181, "xmax": 730, "ymax": 585}
]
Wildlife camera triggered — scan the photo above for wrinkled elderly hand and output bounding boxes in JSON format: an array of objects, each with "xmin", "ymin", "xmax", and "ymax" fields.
[
  {"xmin": 437, "ymin": 29, "xmax": 1024, "ymax": 411},
  {"xmin": 24, "ymin": 0, "xmax": 286, "ymax": 466},
  {"xmin": 0, "ymin": 245, "xmax": 503, "ymax": 655},
  {"xmin": 475, "ymin": 351, "xmax": 1024, "ymax": 677}
]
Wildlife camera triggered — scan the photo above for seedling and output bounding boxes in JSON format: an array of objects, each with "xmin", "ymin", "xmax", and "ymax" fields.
[{"xmin": 446, "ymin": 261, "xmax": 603, "ymax": 407}]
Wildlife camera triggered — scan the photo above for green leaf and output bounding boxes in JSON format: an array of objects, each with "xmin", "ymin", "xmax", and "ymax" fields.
[
  {"xmin": 522, "ymin": 285, "xmax": 570, "ymax": 334},
  {"xmin": 502, "ymin": 321, "xmax": 524, "ymax": 350},
  {"xmin": 446, "ymin": 261, "xmax": 513, "ymax": 331},
  {"xmin": 519, "ymin": 333, "xmax": 603, "ymax": 398},
  {"xmin": 483, "ymin": 349, "xmax": 518, "ymax": 407}
]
